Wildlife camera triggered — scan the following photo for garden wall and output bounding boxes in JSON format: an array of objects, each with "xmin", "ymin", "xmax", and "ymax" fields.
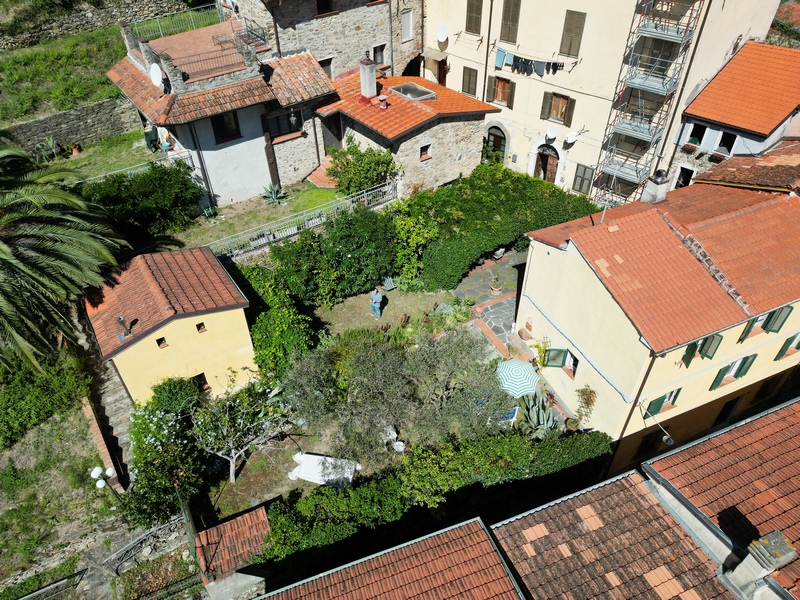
[
  {"xmin": 0, "ymin": 0, "xmax": 189, "ymax": 50},
  {"xmin": 6, "ymin": 97, "xmax": 141, "ymax": 152}
]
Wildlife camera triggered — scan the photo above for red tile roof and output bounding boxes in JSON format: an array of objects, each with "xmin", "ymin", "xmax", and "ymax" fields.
[
  {"xmin": 648, "ymin": 400, "xmax": 800, "ymax": 598},
  {"xmin": 265, "ymin": 519, "xmax": 521, "ymax": 599},
  {"xmin": 570, "ymin": 209, "xmax": 746, "ymax": 352},
  {"xmin": 85, "ymin": 247, "xmax": 248, "ymax": 360},
  {"xmin": 492, "ymin": 473, "xmax": 733, "ymax": 599},
  {"xmin": 776, "ymin": 1, "xmax": 800, "ymax": 29},
  {"xmin": 694, "ymin": 140, "xmax": 800, "ymax": 192},
  {"xmin": 196, "ymin": 505, "xmax": 270, "ymax": 578},
  {"xmin": 528, "ymin": 202, "xmax": 651, "ymax": 248},
  {"xmin": 317, "ymin": 75, "xmax": 499, "ymax": 141},
  {"xmin": 264, "ymin": 51, "xmax": 335, "ymax": 106},
  {"xmin": 684, "ymin": 42, "xmax": 800, "ymax": 136},
  {"xmin": 108, "ymin": 56, "xmax": 276, "ymax": 125}
]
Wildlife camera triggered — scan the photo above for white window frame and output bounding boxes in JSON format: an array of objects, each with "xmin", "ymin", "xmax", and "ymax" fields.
[{"xmin": 401, "ymin": 10, "xmax": 413, "ymax": 42}]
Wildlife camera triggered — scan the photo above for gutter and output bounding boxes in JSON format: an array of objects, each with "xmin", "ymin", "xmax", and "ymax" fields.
[
  {"xmin": 387, "ymin": 0, "xmax": 395, "ymax": 75},
  {"xmin": 689, "ymin": 179, "xmax": 793, "ymax": 193},
  {"xmin": 614, "ymin": 350, "xmax": 658, "ymax": 465},
  {"xmin": 481, "ymin": 0, "xmax": 494, "ymax": 102},
  {"xmin": 188, "ymin": 121, "xmax": 214, "ymax": 200}
]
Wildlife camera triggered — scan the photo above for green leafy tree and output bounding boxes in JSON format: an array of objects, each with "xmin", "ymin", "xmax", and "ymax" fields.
[
  {"xmin": 321, "ymin": 205, "xmax": 397, "ymax": 299},
  {"xmin": 81, "ymin": 161, "xmax": 204, "ymax": 239},
  {"xmin": 192, "ymin": 379, "xmax": 289, "ymax": 483},
  {"xmin": 326, "ymin": 137, "xmax": 399, "ymax": 195},
  {"xmin": 389, "ymin": 202, "xmax": 439, "ymax": 282},
  {"xmin": 269, "ymin": 229, "xmax": 338, "ymax": 308},
  {"xmin": 0, "ymin": 145, "xmax": 122, "ymax": 371}
]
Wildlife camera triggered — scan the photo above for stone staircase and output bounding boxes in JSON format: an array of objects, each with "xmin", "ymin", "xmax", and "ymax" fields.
[
  {"xmin": 94, "ymin": 361, "xmax": 135, "ymax": 470},
  {"xmin": 306, "ymin": 155, "xmax": 337, "ymax": 188}
]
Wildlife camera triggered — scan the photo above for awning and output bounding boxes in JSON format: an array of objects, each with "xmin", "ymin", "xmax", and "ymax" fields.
[{"xmin": 423, "ymin": 47, "xmax": 448, "ymax": 62}]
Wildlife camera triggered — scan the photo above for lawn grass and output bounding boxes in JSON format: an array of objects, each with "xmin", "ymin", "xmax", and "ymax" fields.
[
  {"xmin": 175, "ymin": 182, "xmax": 339, "ymax": 248},
  {"xmin": 0, "ymin": 26, "xmax": 125, "ymax": 126},
  {"xmin": 57, "ymin": 131, "xmax": 157, "ymax": 182},
  {"xmin": 0, "ymin": 556, "xmax": 79, "ymax": 600}
]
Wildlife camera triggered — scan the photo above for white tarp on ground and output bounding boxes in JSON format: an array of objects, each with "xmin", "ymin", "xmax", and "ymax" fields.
[{"xmin": 287, "ymin": 452, "xmax": 362, "ymax": 487}]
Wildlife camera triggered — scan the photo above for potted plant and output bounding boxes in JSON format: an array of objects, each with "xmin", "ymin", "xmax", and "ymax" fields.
[
  {"xmin": 490, "ymin": 275, "xmax": 502, "ymax": 295},
  {"xmin": 67, "ymin": 142, "xmax": 81, "ymax": 156},
  {"xmin": 565, "ymin": 417, "xmax": 580, "ymax": 432}
]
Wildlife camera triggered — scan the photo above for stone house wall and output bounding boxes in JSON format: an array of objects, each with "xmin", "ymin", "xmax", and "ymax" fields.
[
  {"xmin": 0, "ymin": 0, "xmax": 188, "ymax": 50},
  {"xmin": 5, "ymin": 97, "xmax": 142, "ymax": 152},
  {"xmin": 236, "ymin": 0, "xmax": 422, "ymax": 79},
  {"xmin": 273, "ymin": 112, "xmax": 327, "ymax": 187}
]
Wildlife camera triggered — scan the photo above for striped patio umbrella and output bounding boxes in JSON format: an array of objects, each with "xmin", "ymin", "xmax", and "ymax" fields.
[{"xmin": 496, "ymin": 357, "xmax": 540, "ymax": 398}]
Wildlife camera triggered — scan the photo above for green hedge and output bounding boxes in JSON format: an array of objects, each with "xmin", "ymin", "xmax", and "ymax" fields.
[{"xmin": 400, "ymin": 164, "xmax": 596, "ymax": 290}]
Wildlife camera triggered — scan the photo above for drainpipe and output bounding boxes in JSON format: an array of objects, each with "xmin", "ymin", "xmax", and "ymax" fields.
[
  {"xmin": 311, "ymin": 109, "xmax": 322, "ymax": 167},
  {"xmin": 188, "ymin": 122, "xmax": 214, "ymax": 201},
  {"xmin": 420, "ymin": 0, "xmax": 425, "ymax": 76},
  {"xmin": 610, "ymin": 350, "xmax": 658, "ymax": 475},
  {"xmin": 481, "ymin": 0, "xmax": 494, "ymax": 101},
  {"xmin": 387, "ymin": 0, "xmax": 395, "ymax": 75},
  {"xmin": 268, "ymin": 6, "xmax": 281, "ymax": 57},
  {"xmin": 654, "ymin": 0, "xmax": 712, "ymax": 172}
]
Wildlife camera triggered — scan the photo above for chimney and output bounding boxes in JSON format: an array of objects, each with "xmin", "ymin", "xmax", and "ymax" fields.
[
  {"xmin": 117, "ymin": 316, "xmax": 131, "ymax": 338},
  {"xmin": 138, "ymin": 37, "xmax": 157, "ymax": 70},
  {"xmin": 160, "ymin": 53, "xmax": 188, "ymax": 94},
  {"xmin": 724, "ymin": 531, "xmax": 796, "ymax": 598},
  {"xmin": 119, "ymin": 21, "xmax": 138, "ymax": 54},
  {"xmin": 359, "ymin": 51, "xmax": 377, "ymax": 104},
  {"xmin": 641, "ymin": 169, "xmax": 670, "ymax": 203},
  {"xmin": 378, "ymin": 94, "xmax": 388, "ymax": 109}
]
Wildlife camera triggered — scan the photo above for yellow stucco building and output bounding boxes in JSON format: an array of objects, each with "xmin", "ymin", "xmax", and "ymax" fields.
[
  {"xmin": 85, "ymin": 247, "xmax": 256, "ymax": 404},
  {"xmin": 516, "ymin": 144, "xmax": 800, "ymax": 471}
]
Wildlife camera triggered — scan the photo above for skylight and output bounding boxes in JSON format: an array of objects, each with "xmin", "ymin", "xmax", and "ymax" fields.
[{"xmin": 391, "ymin": 82, "xmax": 437, "ymax": 101}]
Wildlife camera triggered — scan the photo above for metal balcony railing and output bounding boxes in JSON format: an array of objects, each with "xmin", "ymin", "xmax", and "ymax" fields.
[
  {"xmin": 130, "ymin": 4, "xmax": 219, "ymax": 40},
  {"xmin": 600, "ymin": 147, "xmax": 652, "ymax": 184},
  {"xmin": 612, "ymin": 102, "xmax": 664, "ymax": 143},
  {"xmin": 625, "ymin": 53, "xmax": 680, "ymax": 95}
]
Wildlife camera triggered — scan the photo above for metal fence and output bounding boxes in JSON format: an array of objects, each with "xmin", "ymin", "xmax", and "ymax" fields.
[
  {"xmin": 207, "ymin": 180, "xmax": 398, "ymax": 259},
  {"xmin": 176, "ymin": 46, "xmax": 246, "ymax": 80},
  {"xmin": 17, "ymin": 569, "xmax": 87, "ymax": 600},
  {"xmin": 102, "ymin": 516, "xmax": 184, "ymax": 575},
  {"xmin": 130, "ymin": 4, "xmax": 220, "ymax": 39},
  {"xmin": 76, "ymin": 151, "xmax": 195, "ymax": 186}
]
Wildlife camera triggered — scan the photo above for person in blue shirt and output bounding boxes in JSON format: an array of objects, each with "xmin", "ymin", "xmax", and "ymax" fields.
[{"xmin": 369, "ymin": 287, "xmax": 383, "ymax": 319}]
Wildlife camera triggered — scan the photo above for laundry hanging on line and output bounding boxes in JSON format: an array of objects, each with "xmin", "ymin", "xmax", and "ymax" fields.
[{"xmin": 498, "ymin": 48, "xmax": 564, "ymax": 77}]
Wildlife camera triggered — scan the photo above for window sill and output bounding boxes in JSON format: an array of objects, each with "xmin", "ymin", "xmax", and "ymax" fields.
[
  {"xmin": 315, "ymin": 10, "xmax": 340, "ymax": 18},
  {"xmin": 562, "ymin": 366, "xmax": 575, "ymax": 380},
  {"xmin": 272, "ymin": 131, "xmax": 304, "ymax": 145},
  {"xmin": 215, "ymin": 135, "xmax": 242, "ymax": 145},
  {"xmin": 780, "ymin": 347, "xmax": 799, "ymax": 360},
  {"xmin": 420, "ymin": 154, "xmax": 432, "ymax": 162},
  {"xmin": 499, "ymin": 37, "xmax": 517, "ymax": 44},
  {"xmin": 366, "ymin": 0, "xmax": 386, "ymax": 5},
  {"xmin": 719, "ymin": 375, "xmax": 743, "ymax": 388},
  {"xmin": 546, "ymin": 118, "xmax": 565, "ymax": 124},
  {"xmin": 559, "ymin": 53, "xmax": 579, "ymax": 59},
  {"xmin": 743, "ymin": 327, "xmax": 766, "ymax": 342},
  {"xmin": 401, "ymin": 38, "xmax": 414, "ymax": 43}
]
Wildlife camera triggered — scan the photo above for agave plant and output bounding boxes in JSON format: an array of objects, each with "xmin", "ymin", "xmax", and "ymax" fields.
[
  {"xmin": 517, "ymin": 394, "xmax": 558, "ymax": 440},
  {"xmin": 263, "ymin": 183, "xmax": 287, "ymax": 205}
]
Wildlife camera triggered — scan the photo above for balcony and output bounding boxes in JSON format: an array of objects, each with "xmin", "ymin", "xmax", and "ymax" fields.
[
  {"xmin": 612, "ymin": 105, "xmax": 663, "ymax": 144},
  {"xmin": 625, "ymin": 54, "xmax": 679, "ymax": 96},
  {"xmin": 637, "ymin": 20, "xmax": 694, "ymax": 45},
  {"xmin": 600, "ymin": 148, "xmax": 651, "ymax": 185}
]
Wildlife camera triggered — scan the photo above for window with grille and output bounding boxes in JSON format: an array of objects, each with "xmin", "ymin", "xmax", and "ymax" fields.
[
  {"xmin": 466, "ymin": 0, "xmax": 482, "ymax": 34},
  {"xmin": 462, "ymin": 66, "xmax": 478, "ymax": 96},
  {"xmin": 499, "ymin": 0, "xmax": 521, "ymax": 43},
  {"xmin": 559, "ymin": 10, "xmax": 586, "ymax": 58}
]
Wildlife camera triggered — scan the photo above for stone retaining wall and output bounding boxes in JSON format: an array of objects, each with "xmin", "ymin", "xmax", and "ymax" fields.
[
  {"xmin": 5, "ymin": 97, "xmax": 141, "ymax": 152},
  {"xmin": 0, "ymin": 0, "xmax": 188, "ymax": 50}
]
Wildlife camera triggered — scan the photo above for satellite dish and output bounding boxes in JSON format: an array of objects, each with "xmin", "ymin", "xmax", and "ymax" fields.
[
  {"xmin": 150, "ymin": 63, "xmax": 164, "ymax": 89},
  {"xmin": 546, "ymin": 126, "xmax": 558, "ymax": 141},
  {"xmin": 565, "ymin": 131, "xmax": 578, "ymax": 144},
  {"xmin": 436, "ymin": 24, "xmax": 448, "ymax": 43}
]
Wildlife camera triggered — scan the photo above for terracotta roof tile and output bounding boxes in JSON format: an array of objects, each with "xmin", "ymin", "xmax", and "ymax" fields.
[
  {"xmin": 570, "ymin": 209, "xmax": 746, "ymax": 352},
  {"xmin": 528, "ymin": 202, "xmax": 651, "ymax": 248},
  {"xmin": 649, "ymin": 400, "xmax": 800, "ymax": 598},
  {"xmin": 776, "ymin": 1, "xmax": 800, "ymax": 28},
  {"xmin": 196, "ymin": 505, "xmax": 270, "ymax": 577},
  {"xmin": 265, "ymin": 519, "xmax": 520, "ymax": 599},
  {"xmin": 694, "ymin": 140, "xmax": 800, "ymax": 192},
  {"xmin": 317, "ymin": 74, "xmax": 499, "ymax": 141},
  {"xmin": 85, "ymin": 247, "xmax": 248, "ymax": 360},
  {"xmin": 492, "ymin": 473, "xmax": 733, "ymax": 599},
  {"xmin": 684, "ymin": 42, "xmax": 800, "ymax": 136},
  {"xmin": 264, "ymin": 51, "xmax": 335, "ymax": 106}
]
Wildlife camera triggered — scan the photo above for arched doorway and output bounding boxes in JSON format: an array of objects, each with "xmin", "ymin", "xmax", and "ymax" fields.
[
  {"xmin": 534, "ymin": 144, "xmax": 559, "ymax": 182},
  {"xmin": 486, "ymin": 126, "xmax": 506, "ymax": 162}
]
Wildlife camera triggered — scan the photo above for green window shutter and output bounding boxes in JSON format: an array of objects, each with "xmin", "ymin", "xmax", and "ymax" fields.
[
  {"xmin": 541, "ymin": 92, "xmax": 554, "ymax": 120},
  {"xmin": 682, "ymin": 342, "xmax": 698, "ymax": 368},
  {"xmin": 738, "ymin": 319, "xmax": 755, "ymax": 343},
  {"xmin": 545, "ymin": 348, "xmax": 567, "ymax": 367},
  {"xmin": 645, "ymin": 395, "xmax": 666, "ymax": 418},
  {"xmin": 465, "ymin": 0, "xmax": 482, "ymax": 34},
  {"xmin": 710, "ymin": 365, "xmax": 730, "ymax": 391},
  {"xmin": 735, "ymin": 354, "xmax": 757, "ymax": 378},
  {"xmin": 564, "ymin": 97, "xmax": 576, "ymax": 127},
  {"xmin": 775, "ymin": 336, "xmax": 796, "ymax": 361},
  {"xmin": 507, "ymin": 81, "xmax": 516, "ymax": 110},
  {"xmin": 559, "ymin": 10, "xmax": 586, "ymax": 57},
  {"xmin": 486, "ymin": 76, "xmax": 496, "ymax": 102},
  {"xmin": 764, "ymin": 306, "xmax": 792, "ymax": 333},
  {"xmin": 699, "ymin": 334, "xmax": 722, "ymax": 359},
  {"xmin": 499, "ymin": 0, "xmax": 520, "ymax": 43}
]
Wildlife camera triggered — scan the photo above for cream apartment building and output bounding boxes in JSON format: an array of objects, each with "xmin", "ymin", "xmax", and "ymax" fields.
[{"xmin": 422, "ymin": 0, "xmax": 778, "ymax": 203}]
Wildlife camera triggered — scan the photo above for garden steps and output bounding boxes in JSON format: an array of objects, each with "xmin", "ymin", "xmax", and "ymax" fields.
[
  {"xmin": 306, "ymin": 156, "xmax": 337, "ymax": 188},
  {"xmin": 96, "ymin": 362, "xmax": 135, "ymax": 466}
]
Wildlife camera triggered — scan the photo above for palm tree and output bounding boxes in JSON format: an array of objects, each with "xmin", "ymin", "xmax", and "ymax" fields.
[{"xmin": 0, "ymin": 145, "xmax": 124, "ymax": 370}]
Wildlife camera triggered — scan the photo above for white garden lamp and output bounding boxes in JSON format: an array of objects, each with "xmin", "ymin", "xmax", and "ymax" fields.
[{"xmin": 91, "ymin": 466, "xmax": 121, "ymax": 502}]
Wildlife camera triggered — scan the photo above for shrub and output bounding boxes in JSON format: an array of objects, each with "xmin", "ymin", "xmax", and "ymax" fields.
[
  {"xmin": 326, "ymin": 137, "xmax": 399, "ymax": 196},
  {"xmin": 149, "ymin": 377, "xmax": 202, "ymax": 414},
  {"xmin": 80, "ymin": 162, "xmax": 204, "ymax": 239},
  {"xmin": 0, "ymin": 348, "xmax": 90, "ymax": 449},
  {"xmin": 269, "ymin": 229, "xmax": 338, "ymax": 308},
  {"xmin": 321, "ymin": 206, "xmax": 397, "ymax": 299}
]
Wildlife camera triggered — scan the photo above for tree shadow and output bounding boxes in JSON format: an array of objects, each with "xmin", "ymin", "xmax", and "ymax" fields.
[{"xmin": 237, "ymin": 453, "xmax": 610, "ymax": 593}]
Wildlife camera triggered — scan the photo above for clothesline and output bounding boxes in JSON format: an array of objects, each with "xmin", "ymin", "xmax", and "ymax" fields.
[{"xmin": 495, "ymin": 47, "xmax": 577, "ymax": 77}]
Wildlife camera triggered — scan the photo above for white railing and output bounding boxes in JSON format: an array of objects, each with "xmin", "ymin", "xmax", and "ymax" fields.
[
  {"xmin": 76, "ymin": 151, "xmax": 194, "ymax": 186},
  {"xmin": 207, "ymin": 180, "xmax": 398, "ymax": 259}
]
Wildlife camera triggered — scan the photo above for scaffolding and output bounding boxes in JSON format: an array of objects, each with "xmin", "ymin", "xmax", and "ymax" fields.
[{"xmin": 593, "ymin": 0, "xmax": 704, "ymax": 205}]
